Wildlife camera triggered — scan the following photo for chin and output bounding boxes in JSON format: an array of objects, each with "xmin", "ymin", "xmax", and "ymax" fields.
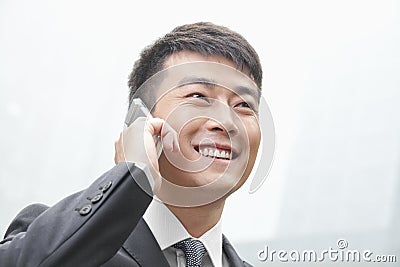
[{"xmin": 161, "ymin": 171, "xmax": 223, "ymax": 188}]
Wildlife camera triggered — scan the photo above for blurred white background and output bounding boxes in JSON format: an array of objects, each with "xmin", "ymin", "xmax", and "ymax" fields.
[{"xmin": 1, "ymin": 0, "xmax": 399, "ymax": 266}]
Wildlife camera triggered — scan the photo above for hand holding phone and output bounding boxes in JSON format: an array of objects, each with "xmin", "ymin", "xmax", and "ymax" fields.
[
  {"xmin": 116, "ymin": 97, "xmax": 179, "ymax": 166},
  {"xmin": 124, "ymin": 98, "xmax": 162, "ymax": 158},
  {"xmin": 114, "ymin": 98, "xmax": 179, "ymax": 192}
]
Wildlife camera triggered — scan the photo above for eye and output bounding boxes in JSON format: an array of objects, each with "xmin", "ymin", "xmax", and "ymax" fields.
[
  {"xmin": 235, "ymin": 101, "xmax": 255, "ymax": 110},
  {"xmin": 186, "ymin": 92, "xmax": 210, "ymax": 103},
  {"xmin": 235, "ymin": 102, "xmax": 251, "ymax": 108},
  {"xmin": 234, "ymin": 101, "xmax": 259, "ymax": 115}
]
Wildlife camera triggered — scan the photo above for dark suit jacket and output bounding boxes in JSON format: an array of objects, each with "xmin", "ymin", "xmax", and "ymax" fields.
[{"xmin": 0, "ymin": 163, "xmax": 252, "ymax": 267}]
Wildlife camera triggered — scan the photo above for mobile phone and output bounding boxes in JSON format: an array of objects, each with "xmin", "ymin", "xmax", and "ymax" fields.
[
  {"xmin": 124, "ymin": 98, "xmax": 162, "ymax": 158},
  {"xmin": 125, "ymin": 98, "xmax": 153, "ymax": 126}
]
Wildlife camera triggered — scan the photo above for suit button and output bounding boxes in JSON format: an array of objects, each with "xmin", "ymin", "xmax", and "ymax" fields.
[
  {"xmin": 100, "ymin": 181, "xmax": 112, "ymax": 193},
  {"xmin": 91, "ymin": 193, "xmax": 103, "ymax": 203},
  {"xmin": 79, "ymin": 205, "xmax": 92, "ymax": 215}
]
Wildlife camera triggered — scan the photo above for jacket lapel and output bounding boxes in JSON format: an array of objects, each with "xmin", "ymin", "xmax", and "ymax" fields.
[
  {"xmin": 223, "ymin": 235, "xmax": 249, "ymax": 267},
  {"xmin": 122, "ymin": 219, "xmax": 170, "ymax": 267}
]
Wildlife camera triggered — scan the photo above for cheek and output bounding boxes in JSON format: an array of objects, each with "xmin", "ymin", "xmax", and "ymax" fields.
[
  {"xmin": 245, "ymin": 121, "xmax": 261, "ymax": 153},
  {"xmin": 151, "ymin": 93, "xmax": 179, "ymax": 119},
  {"xmin": 175, "ymin": 121, "xmax": 204, "ymax": 159},
  {"xmin": 152, "ymin": 103, "xmax": 169, "ymax": 120},
  {"xmin": 245, "ymin": 125, "xmax": 261, "ymax": 172},
  {"xmin": 252, "ymin": 130, "xmax": 261, "ymax": 151}
]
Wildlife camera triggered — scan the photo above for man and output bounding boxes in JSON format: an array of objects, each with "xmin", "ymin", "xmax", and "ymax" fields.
[{"xmin": 0, "ymin": 22, "xmax": 263, "ymax": 266}]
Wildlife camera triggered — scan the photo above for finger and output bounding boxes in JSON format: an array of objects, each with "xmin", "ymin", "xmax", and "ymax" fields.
[
  {"xmin": 166, "ymin": 127, "xmax": 180, "ymax": 152},
  {"xmin": 153, "ymin": 118, "xmax": 180, "ymax": 153},
  {"xmin": 114, "ymin": 132, "xmax": 124, "ymax": 164},
  {"xmin": 172, "ymin": 129, "xmax": 180, "ymax": 152},
  {"xmin": 145, "ymin": 117, "xmax": 165, "ymax": 136},
  {"xmin": 162, "ymin": 120, "xmax": 180, "ymax": 151},
  {"xmin": 162, "ymin": 131, "xmax": 174, "ymax": 152}
]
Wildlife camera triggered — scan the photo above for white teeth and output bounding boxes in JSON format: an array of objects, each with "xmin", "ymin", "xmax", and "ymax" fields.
[{"xmin": 198, "ymin": 148, "xmax": 232, "ymax": 160}]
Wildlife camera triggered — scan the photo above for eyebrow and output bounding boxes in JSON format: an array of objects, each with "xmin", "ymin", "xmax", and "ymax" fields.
[
  {"xmin": 178, "ymin": 76, "xmax": 217, "ymax": 88},
  {"xmin": 178, "ymin": 76, "xmax": 260, "ymax": 101},
  {"xmin": 234, "ymin": 85, "xmax": 261, "ymax": 102}
]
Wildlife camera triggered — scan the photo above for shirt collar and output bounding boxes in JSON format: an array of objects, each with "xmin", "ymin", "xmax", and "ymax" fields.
[{"xmin": 143, "ymin": 197, "xmax": 223, "ymax": 267}]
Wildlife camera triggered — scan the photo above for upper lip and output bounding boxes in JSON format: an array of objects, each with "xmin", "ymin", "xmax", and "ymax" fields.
[{"xmin": 192, "ymin": 142, "xmax": 239, "ymax": 159}]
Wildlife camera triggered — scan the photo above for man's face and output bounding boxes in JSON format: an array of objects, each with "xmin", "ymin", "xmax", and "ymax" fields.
[{"xmin": 152, "ymin": 51, "xmax": 261, "ymax": 200}]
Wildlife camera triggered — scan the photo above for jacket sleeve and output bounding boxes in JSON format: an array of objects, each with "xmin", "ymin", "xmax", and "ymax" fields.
[{"xmin": 0, "ymin": 162, "xmax": 153, "ymax": 267}]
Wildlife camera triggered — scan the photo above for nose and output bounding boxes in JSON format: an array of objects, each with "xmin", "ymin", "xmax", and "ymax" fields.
[{"xmin": 204, "ymin": 104, "xmax": 239, "ymax": 137}]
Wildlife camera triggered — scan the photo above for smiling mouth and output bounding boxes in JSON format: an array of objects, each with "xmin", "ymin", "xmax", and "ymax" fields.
[{"xmin": 193, "ymin": 145, "xmax": 238, "ymax": 160}]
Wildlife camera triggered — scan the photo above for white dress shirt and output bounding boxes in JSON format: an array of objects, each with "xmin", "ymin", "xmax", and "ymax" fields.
[{"xmin": 143, "ymin": 197, "xmax": 229, "ymax": 267}]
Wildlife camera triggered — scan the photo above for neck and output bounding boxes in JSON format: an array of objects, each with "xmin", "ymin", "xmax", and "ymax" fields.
[{"xmin": 165, "ymin": 199, "xmax": 226, "ymax": 238}]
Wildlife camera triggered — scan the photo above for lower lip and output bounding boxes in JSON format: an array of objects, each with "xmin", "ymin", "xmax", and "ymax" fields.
[{"xmin": 207, "ymin": 156, "xmax": 230, "ymax": 163}]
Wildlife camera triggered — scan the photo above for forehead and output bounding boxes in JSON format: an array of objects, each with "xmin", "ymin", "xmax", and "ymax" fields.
[{"xmin": 164, "ymin": 51, "xmax": 252, "ymax": 78}]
